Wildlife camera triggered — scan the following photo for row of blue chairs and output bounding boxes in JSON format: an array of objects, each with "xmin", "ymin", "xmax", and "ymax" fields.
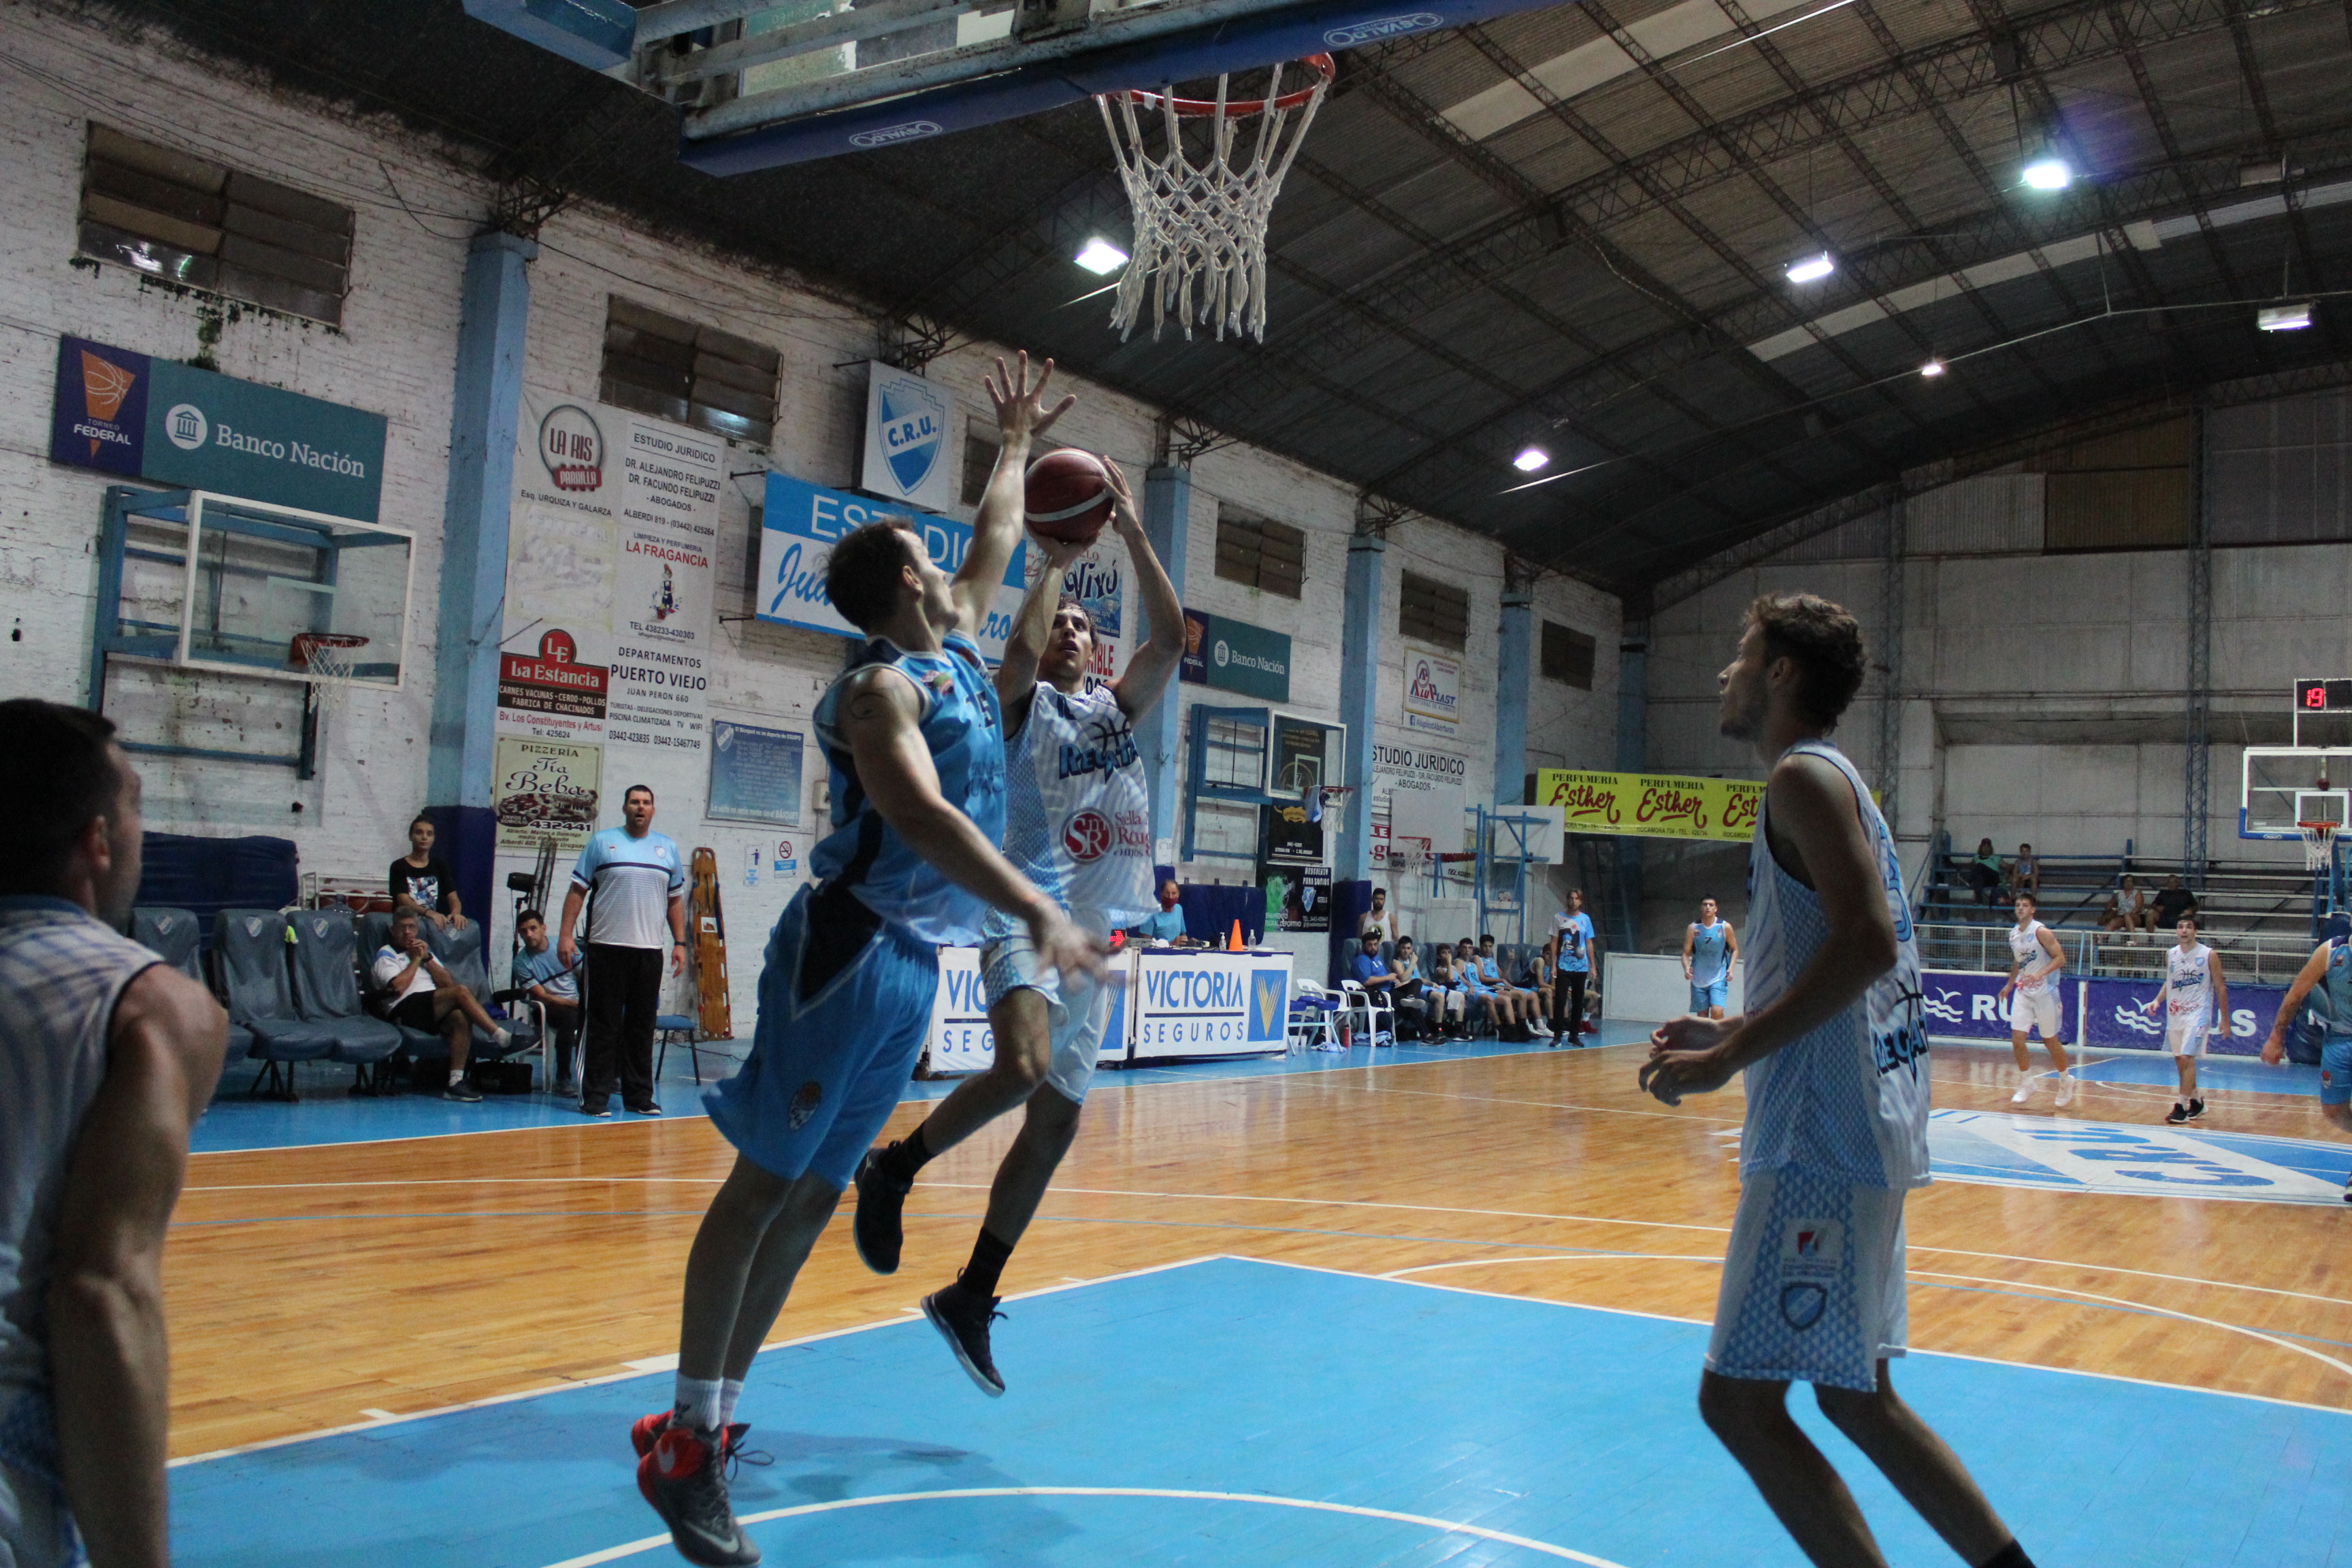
[{"xmin": 131, "ymin": 906, "xmax": 539, "ymax": 1100}]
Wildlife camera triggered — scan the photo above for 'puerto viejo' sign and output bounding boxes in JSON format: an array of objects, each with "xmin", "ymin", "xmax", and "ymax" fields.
[
  {"xmin": 1403, "ymin": 644, "xmax": 1461, "ymax": 732},
  {"xmin": 49, "ymin": 335, "xmax": 387, "ymax": 520},
  {"xmin": 860, "ymin": 361, "xmax": 960, "ymax": 513},
  {"xmin": 757, "ymin": 470, "xmax": 1026, "ymax": 660}
]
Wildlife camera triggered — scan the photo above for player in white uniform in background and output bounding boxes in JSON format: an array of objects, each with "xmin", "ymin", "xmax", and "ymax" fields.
[
  {"xmin": 852, "ymin": 454, "xmax": 1185, "ymax": 1396},
  {"xmin": 2144, "ymin": 914, "xmax": 2227, "ymax": 1125},
  {"xmin": 1644, "ymin": 593, "xmax": 2034, "ymax": 1568},
  {"xmin": 1682, "ymin": 897, "xmax": 1737, "ymax": 1019},
  {"xmin": 1996, "ymin": 894, "xmax": 2072, "ymax": 1108}
]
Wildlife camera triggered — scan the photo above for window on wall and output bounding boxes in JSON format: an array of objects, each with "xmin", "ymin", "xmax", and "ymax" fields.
[
  {"xmin": 1541, "ymin": 621, "xmax": 1596, "ymax": 688},
  {"xmin": 1213, "ymin": 508, "xmax": 1305, "ymax": 598},
  {"xmin": 600, "ymin": 296, "xmax": 780, "ymax": 445},
  {"xmin": 1399, "ymin": 572, "xmax": 1469, "ymax": 651},
  {"xmin": 78, "ymin": 124, "xmax": 353, "ymax": 326}
]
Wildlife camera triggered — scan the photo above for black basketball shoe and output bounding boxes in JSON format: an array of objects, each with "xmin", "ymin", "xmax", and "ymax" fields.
[
  {"xmin": 923, "ymin": 1280, "xmax": 1007, "ymax": 1397},
  {"xmin": 852, "ymin": 1147, "xmax": 912, "ymax": 1275}
]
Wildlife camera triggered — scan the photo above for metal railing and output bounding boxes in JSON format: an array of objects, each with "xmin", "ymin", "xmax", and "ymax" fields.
[{"xmin": 1913, "ymin": 921, "xmax": 2319, "ymax": 985}]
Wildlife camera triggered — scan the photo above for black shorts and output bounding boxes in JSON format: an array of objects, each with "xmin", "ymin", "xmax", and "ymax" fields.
[{"xmin": 390, "ymin": 992, "xmax": 439, "ymax": 1030}]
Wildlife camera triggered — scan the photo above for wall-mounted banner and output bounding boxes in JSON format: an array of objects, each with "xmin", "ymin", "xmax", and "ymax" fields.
[
  {"xmin": 609, "ymin": 419, "xmax": 720, "ymax": 755},
  {"xmin": 1402, "ymin": 644, "xmax": 1461, "ymax": 732},
  {"xmin": 497, "ymin": 626, "xmax": 608, "ymax": 742},
  {"xmin": 1265, "ymin": 861, "xmax": 1332, "ymax": 933},
  {"xmin": 1260, "ymin": 801, "xmax": 1324, "ymax": 866},
  {"xmin": 1060, "ymin": 543, "xmax": 1125, "ymax": 682},
  {"xmin": 757, "ymin": 471, "xmax": 1026, "ymax": 659},
  {"xmin": 1916, "ymin": 969, "xmax": 2076, "ymax": 1043},
  {"xmin": 1535, "ymin": 768, "xmax": 1767, "ymax": 843},
  {"xmin": 706, "ymin": 719, "xmax": 804, "ymax": 828},
  {"xmin": 50, "ymin": 335, "xmax": 387, "ymax": 519},
  {"xmin": 2080, "ymin": 977, "xmax": 2280, "ymax": 1057},
  {"xmin": 860, "ymin": 361, "xmax": 960, "ymax": 513},
  {"xmin": 493, "ymin": 735, "xmax": 602, "ymax": 854},
  {"xmin": 1179, "ymin": 607, "xmax": 1290, "ymax": 702}
]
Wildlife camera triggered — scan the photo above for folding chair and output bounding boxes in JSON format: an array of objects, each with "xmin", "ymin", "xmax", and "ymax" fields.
[
  {"xmin": 1288, "ymin": 980, "xmax": 1341, "ymax": 1053},
  {"xmin": 654, "ymin": 1013, "xmax": 707, "ymax": 1085},
  {"xmin": 1337, "ymin": 980, "xmax": 1396, "ymax": 1051}
]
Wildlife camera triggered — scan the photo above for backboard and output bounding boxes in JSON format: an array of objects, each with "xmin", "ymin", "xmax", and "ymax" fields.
[{"xmin": 2240, "ymin": 746, "xmax": 2352, "ymax": 841}]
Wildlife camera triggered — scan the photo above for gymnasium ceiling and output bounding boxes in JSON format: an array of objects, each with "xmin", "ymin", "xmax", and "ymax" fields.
[{"xmin": 69, "ymin": 0, "xmax": 2352, "ymax": 604}]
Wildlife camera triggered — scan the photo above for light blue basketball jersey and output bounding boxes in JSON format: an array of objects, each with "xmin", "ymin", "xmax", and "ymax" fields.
[
  {"xmin": 811, "ymin": 632, "xmax": 1006, "ymax": 946},
  {"xmin": 2321, "ymin": 939, "xmax": 2352, "ymax": 1039},
  {"xmin": 1690, "ymin": 919, "xmax": 1731, "ymax": 987},
  {"xmin": 1739, "ymin": 739, "xmax": 1930, "ymax": 1191}
]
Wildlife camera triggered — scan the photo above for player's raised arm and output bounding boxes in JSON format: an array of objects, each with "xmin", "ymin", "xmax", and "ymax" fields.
[
  {"xmin": 996, "ymin": 535, "xmax": 1087, "ymax": 725},
  {"xmin": 955, "ymin": 352, "xmax": 1075, "ymax": 639},
  {"xmin": 836, "ymin": 665, "xmax": 1098, "ymax": 985},
  {"xmin": 1103, "ymin": 457, "xmax": 1186, "ymax": 718}
]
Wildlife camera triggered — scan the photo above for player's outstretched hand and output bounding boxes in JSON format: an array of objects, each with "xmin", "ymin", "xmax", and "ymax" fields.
[
  {"xmin": 1103, "ymin": 457, "xmax": 1139, "ymax": 531},
  {"xmin": 2261, "ymin": 1030, "xmax": 2286, "ymax": 1066},
  {"xmin": 986, "ymin": 350, "xmax": 1077, "ymax": 443},
  {"xmin": 1640, "ymin": 1015, "xmax": 1737, "ymax": 1106},
  {"xmin": 1029, "ymin": 904, "xmax": 1107, "ymax": 990}
]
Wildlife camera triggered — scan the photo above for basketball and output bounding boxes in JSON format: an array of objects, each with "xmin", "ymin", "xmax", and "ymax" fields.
[{"xmin": 1024, "ymin": 448, "xmax": 1114, "ymax": 544}]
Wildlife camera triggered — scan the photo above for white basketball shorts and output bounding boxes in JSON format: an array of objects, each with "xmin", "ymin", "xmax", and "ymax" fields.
[
  {"xmin": 2008, "ymin": 984, "xmax": 2063, "ymax": 1039},
  {"xmin": 1706, "ymin": 1162, "xmax": 1908, "ymax": 1393},
  {"xmin": 2166, "ymin": 1012, "xmax": 2211, "ymax": 1058},
  {"xmin": 980, "ymin": 928, "xmax": 1114, "ymax": 1104}
]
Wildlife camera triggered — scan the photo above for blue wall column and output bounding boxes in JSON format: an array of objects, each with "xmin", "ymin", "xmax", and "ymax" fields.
[
  {"xmin": 427, "ymin": 229, "xmax": 536, "ymax": 938},
  {"xmin": 1337, "ymin": 534, "xmax": 1386, "ymax": 880},
  {"xmin": 1495, "ymin": 591, "xmax": 1532, "ymax": 806},
  {"xmin": 1138, "ymin": 464, "xmax": 1192, "ymax": 872}
]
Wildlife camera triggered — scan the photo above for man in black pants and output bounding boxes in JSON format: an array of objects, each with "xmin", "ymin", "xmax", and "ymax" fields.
[
  {"xmin": 558, "ymin": 785, "xmax": 687, "ymax": 1117},
  {"xmin": 1548, "ymin": 887, "xmax": 1599, "ymax": 1038}
]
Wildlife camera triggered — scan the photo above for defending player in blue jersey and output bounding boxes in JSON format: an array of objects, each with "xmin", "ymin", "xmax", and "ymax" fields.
[
  {"xmin": 1642, "ymin": 593, "xmax": 2037, "ymax": 1568},
  {"xmin": 631, "ymin": 354, "xmax": 1100, "ymax": 1568},
  {"xmin": 849, "ymin": 444, "xmax": 1188, "ymax": 1396},
  {"xmin": 1682, "ymin": 896, "xmax": 1738, "ymax": 1018},
  {"xmin": 2264, "ymin": 909, "xmax": 2352, "ymax": 1199}
]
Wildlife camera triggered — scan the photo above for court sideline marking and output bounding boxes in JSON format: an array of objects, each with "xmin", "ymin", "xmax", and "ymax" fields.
[{"xmin": 533, "ymin": 1488, "xmax": 1629, "ymax": 1568}]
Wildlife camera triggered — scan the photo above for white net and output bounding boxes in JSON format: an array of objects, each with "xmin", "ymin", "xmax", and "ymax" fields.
[
  {"xmin": 1097, "ymin": 59, "xmax": 1331, "ymax": 343},
  {"xmin": 2302, "ymin": 821, "xmax": 2340, "ymax": 872}
]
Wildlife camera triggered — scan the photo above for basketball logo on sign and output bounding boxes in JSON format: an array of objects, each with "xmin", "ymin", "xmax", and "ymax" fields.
[
  {"xmin": 1064, "ymin": 810, "xmax": 1114, "ymax": 863},
  {"xmin": 878, "ymin": 378, "xmax": 947, "ymax": 493},
  {"xmin": 538, "ymin": 404, "xmax": 604, "ymax": 492}
]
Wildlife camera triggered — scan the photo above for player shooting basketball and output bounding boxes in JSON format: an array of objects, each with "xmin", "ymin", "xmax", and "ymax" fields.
[{"xmin": 851, "ymin": 444, "xmax": 1186, "ymax": 1396}]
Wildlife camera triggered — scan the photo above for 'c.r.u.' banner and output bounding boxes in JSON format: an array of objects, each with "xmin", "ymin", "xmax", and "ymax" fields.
[{"xmin": 1533, "ymin": 769, "xmax": 1767, "ymax": 843}]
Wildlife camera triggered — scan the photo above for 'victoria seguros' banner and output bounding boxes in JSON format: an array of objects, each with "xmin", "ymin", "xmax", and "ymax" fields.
[{"xmin": 1534, "ymin": 768, "xmax": 1766, "ymax": 844}]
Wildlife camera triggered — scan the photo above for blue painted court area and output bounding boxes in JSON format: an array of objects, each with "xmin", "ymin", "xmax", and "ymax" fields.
[
  {"xmin": 171, "ymin": 1256, "xmax": 2352, "ymax": 1568},
  {"xmin": 1934, "ymin": 1037, "xmax": 2328, "ymax": 1097},
  {"xmin": 189, "ymin": 1028, "xmax": 1647, "ymax": 1154}
]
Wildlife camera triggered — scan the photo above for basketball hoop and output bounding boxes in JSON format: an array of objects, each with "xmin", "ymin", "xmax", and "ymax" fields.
[
  {"xmin": 290, "ymin": 631, "xmax": 368, "ymax": 680},
  {"xmin": 2300, "ymin": 820, "xmax": 2340, "ymax": 871},
  {"xmin": 1096, "ymin": 54, "xmax": 1334, "ymax": 343}
]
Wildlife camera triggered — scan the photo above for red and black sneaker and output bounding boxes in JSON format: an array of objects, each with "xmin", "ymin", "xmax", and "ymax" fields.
[
  {"xmin": 636, "ymin": 1422, "xmax": 761, "ymax": 1567},
  {"xmin": 634, "ymin": 1414, "xmax": 769, "ymax": 1473},
  {"xmin": 630, "ymin": 1409, "xmax": 672, "ymax": 1457}
]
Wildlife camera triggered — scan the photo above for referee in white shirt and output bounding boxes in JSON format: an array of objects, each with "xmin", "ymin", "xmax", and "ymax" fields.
[{"xmin": 558, "ymin": 785, "xmax": 687, "ymax": 1117}]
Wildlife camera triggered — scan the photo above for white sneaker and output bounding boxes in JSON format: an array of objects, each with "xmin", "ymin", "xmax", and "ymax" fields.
[
  {"xmin": 2010, "ymin": 1072, "xmax": 2034, "ymax": 1105},
  {"xmin": 1528, "ymin": 1018, "xmax": 1552, "ymax": 1036},
  {"xmin": 2055, "ymin": 1071, "xmax": 2076, "ymax": 1107}
]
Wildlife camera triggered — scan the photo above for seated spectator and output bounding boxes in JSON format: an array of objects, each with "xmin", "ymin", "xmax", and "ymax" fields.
[
  {"xmin": 2152, "ymin": 874, "xmax": 2198, "ymax": 930},
  {"xmin": 2101, "ymin": 875, "xmax": 2153, "ymax": 939},
  {"xmin": 1388, "ymin": 936, "xmax": 1435, "ymax": 1039},
  {"xmin": 1456, "ymin": 937, "xmax": 1531, "ymax": 1041},
  {"xmin": 372, "ymin": 909, "xmax": 508, "ymax": 1102},
  {"xmin": 1360, "ymin": 887, "xmax": 1401, "ymax": 947},
  {"xmin": 1965, "ymin": 837, "xmax": 2003, "ymax": 909},
  {"xmin": 2011, "ymin": 843, "xmax": 2041, "ymax": 900},
  {"xmin": 1344, "ymin": 932, "xmax": 1393, "ymax": 1046},
  {"xmin": 512, "ymin": 907, "xmax": 582, "ymax": 1096},
  {"xmin": 1427, "ymin": 940, "xmax": 1469, "ymax": 1039},
  {"xmin": 1478, "ymin": 934, "xmax": 1551, "ymax": 1037},
  {"xmin": 391, "ymin": 815, "xmax": 468, "ymax": 932},
  {"xmin": 1132, "ymin": 879, "xmax": 1197, "ymax": 947}
]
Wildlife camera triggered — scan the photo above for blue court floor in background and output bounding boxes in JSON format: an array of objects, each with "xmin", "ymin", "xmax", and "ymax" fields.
[
  {"xmin": 172, "ymin": 1256, "xmax": 2352, "ymax": 1568},
  {"xmin": 191, "ymin": 1029, "xmax": 1644, "ymax": 1155}
]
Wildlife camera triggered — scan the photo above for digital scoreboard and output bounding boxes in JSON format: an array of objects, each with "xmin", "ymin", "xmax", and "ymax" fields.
[{"xmin": 2297, "ymin": 679, "xmax": 2352, "ymax": 712}]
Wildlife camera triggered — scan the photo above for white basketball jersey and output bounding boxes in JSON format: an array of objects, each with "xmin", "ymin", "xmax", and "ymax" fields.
[
  {"xmin": 1740, "ymin": 739, "xmax": 1931, "ymax": 1191},
  {"xmin": 2008, "ymin": 919, "xmax": 2060, "ymax": 990},
  {"xmin": 986, "ymin": 681, "xmax": 1154, "ymax": 936},
  {"xmin": 2166, "ymin": 942, "xmax": 2215, "ymax": 1023}
]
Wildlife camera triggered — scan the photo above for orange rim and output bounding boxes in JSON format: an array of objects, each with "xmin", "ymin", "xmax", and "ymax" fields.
[{"xmin": 1120, "ymin": 54, "xmax": 1335, "ymax": 118}]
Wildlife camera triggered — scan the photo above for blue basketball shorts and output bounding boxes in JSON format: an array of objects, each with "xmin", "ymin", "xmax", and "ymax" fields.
[
  {"xmin": 704, "ymin": 883, "xmax": 936, "ymax": 1189},
  {"xmin": 2323, "ymin": 1036, "xmax": 2352, "ymax": 1107},
  {"xmin": 1706, "ymin": 1162, "xmax": 1909, "ymax": 1393},
  {"xmin": 1690, "ymin": 977, "xmax": 1729, "ymax": 1012}
]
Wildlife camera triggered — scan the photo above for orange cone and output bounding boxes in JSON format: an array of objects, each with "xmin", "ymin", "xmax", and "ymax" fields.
[{"xmin": 1228, "ymin": 919, "xmax": 1245, "ymax": 951}]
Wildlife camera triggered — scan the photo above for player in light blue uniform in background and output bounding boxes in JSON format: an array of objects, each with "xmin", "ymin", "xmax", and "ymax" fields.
[
  {"xmin": 631, "ymin": 355, "xmax": 1100, "ymax": 1568},
  {"xmin": 2265, "ymin": 909, "xmax": 2352, "ymax": 1200},
  {"xmin": 1644, "ymin": 592, "xmax": 2036, "ymax": 1568},
  {"xmin": 1682, "ymin": 897, "xmax": 1737, "ymax": 1018}
]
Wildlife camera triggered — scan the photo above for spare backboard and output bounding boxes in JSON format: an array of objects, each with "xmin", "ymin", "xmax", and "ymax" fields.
[
  {"xmin": 2240, "ymin": 747, "xmax": 2352, "ymax": 840},
  {"xmin": 1390, "ymin": 781, "xmax": 1465, "ymax": 853}
]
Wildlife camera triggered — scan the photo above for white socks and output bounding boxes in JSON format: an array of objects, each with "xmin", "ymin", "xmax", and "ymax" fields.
[
  {"xmin": 448, "ymin": 1068, "xmax": 465, "ymax": 1088},
  {"xmin": 493, "ymin": 1025, "xmax": 512, "ymax": 1047},
  {"xmin": 674, "ymin": 1373, "xmax": 723, "ymax": 1433},
  {"xmin": 719, "ymin": 1377, "xmax": 744, "ymax": 1430}
]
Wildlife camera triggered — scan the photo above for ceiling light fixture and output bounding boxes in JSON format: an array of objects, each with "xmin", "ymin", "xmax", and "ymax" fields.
[
  {"xmin": 2021, "ymin": 154, "xmax": 2072, "ymax": 191},
  {"xmin": 1784, "ymin": 252, "xmax": 1835, "ymax": 284},
  {"xmin": 1512, "ymin": 446, "xmax": 1551, "ymax": 472},
  {"xmin": 1073, "ymin": 237, "xmax": 1129, "ymax": 275},
  {"xmin": 2257, "ymin": 302, "xmax": 2313, "ymax": 331},
  {"xmin": 1919, "ymin": 358, "xmax": 1946, "ymax": 378}
]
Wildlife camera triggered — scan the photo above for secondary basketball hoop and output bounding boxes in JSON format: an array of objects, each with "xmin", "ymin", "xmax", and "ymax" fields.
[
  {"xmin": 289, "ymin": 631, "xmax": 369, "ymax": 681},
  {"xmin": 2299, "ymin": 819, "xmax": 2340, "ymax": 871},
  {"xmin": 1096, "ymin": 54, "xmax": 1334, "ymax": 343}
]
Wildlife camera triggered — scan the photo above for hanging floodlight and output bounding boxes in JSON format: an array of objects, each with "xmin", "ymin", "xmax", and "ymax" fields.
[
  {"xmin": 1919, "ymin": 358, "xmax": 1946, "ymax": 378},
  {"xmin": 1784, "ymin": 252, "xmax": 1835, "ymax": 284},
  {"xmin": 1073, "ymin": 236, "xmax": 1130, "ymax": 275},
  {"xmin": 1512, "ymin": 446, "xmax": 1550, "ymax": 472},
  {"xmin": 2257, "ymin": 302, "xmax": 2313, "ymax": 331},
  {"xmin": 2021, "ymin": 154, "xmax": 2072, "ymax": 191}
]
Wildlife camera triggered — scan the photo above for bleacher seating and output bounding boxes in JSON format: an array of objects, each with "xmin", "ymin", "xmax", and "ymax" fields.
[
  {"xmin": 287, "ymin": 907, "xmax": 404, "ymax": 1094},
  {"xmin": 356, "ymin": 911, "xmax": 536, "ymax": 1070},
  {"xmin": 217, "ymin": 909, "xmax": 342, "ymax": 1101}
]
